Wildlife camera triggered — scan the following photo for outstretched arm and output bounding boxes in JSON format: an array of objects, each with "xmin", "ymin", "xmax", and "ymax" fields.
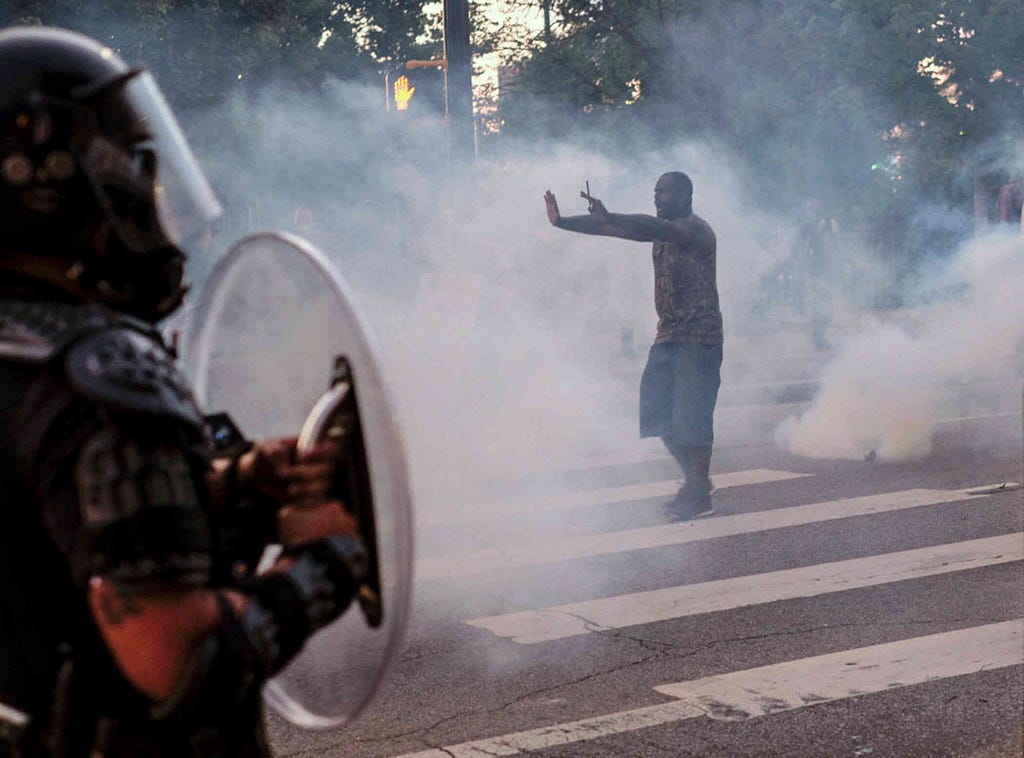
[
  {"xmin": 545, "ymin": 191, "xmax": 712, "ymax": 247},
  {"xmin": 545, "ymin": 190, "xmax": 643, "ymax": 239},
  {"xmin": 598, "ymin": 211, "xmax": 713, "ymax": 248}
]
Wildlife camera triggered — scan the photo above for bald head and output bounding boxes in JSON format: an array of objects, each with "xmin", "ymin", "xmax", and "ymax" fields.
[
  {"xmin": 659, "ymin": 172, "xmax": 692, "ymax": 195},
  {"xmin": 655, "ymin": 172, "xmax": 693, "ymax": 219}
]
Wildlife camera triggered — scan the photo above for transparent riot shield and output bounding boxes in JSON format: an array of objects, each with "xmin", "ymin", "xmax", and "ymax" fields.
[{"xmin": 184, "ymin": 232, "xmax": 414, "ymax": 728}]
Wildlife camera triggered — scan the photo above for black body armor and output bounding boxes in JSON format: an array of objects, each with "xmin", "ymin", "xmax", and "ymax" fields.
[
  {"xmin": 0, "ymin": 298, "xmax": 267, "ymax": 757},
  {"xmin": 0, "ymin": 28, "xmax": 371, "ymax": 755}
]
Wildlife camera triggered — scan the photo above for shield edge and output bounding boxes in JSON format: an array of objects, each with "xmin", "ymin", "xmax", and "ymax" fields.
[{"xmin": 184, "ymin": 231, "xmax": 415, "ymax": 729}]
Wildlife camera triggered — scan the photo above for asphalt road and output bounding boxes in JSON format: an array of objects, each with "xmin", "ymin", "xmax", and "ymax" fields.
[{"xmin": 269, "ymin": 405, "xmax": 1024, "ymax": 758}]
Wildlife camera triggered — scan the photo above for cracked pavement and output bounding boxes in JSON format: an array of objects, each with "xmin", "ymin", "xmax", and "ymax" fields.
[{"xmin": 270, "ymin": 431, "xmax": 1023, "ymax": 757}]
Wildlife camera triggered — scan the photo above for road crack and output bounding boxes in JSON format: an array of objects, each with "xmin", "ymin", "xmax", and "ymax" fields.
[{"xmin": 283, "ymin": 615, "xmax": 1011, "ymax": 755}]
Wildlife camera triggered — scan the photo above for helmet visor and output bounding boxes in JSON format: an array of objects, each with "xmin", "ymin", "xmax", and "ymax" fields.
[{"xmin": 122, "ymin": 71, "xmax": 221, "ymax": 246}]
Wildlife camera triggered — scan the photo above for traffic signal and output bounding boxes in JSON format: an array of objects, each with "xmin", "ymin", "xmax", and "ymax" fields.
[
  {"xmin": 392, "ymin": 74, "xmax": 415, "ymax": 111},
  {"xmin": 385, "ymin": 64, "xmax": 447, "ymax": 117}
]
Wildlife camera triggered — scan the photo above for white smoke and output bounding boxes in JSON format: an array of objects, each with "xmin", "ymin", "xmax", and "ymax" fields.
[
  {"xmin": 776, "ymin": 231, "xmax": 1024, "ymax": 462},
  {"xmin": 175, "ymin": 73, "xmax": 1019, "ymax": 521},
  {"xmin": 369, "ymin": 140, "xmax": 796, "ymax": 512},
  {"xmin": 178, "ymin": 80, "xmax": 795, "ymax": 521}
]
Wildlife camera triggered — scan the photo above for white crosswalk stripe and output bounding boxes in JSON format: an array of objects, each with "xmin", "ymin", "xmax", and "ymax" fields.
[
  {"xmin": 417, "ymin": 486, "xmax": 990, "ymax": 580},
  {"xmin": 466, "ymin": 532, "xmax": 1023, "ymax": 643},
  {"xmin": 396, "ymin": 619, "xmax": 1024, "ymax": 757}
]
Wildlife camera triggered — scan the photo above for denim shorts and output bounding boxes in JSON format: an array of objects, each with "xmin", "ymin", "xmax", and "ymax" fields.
[{"xmin": 639, "ymin": 341, "xmax": 723, "ymax": 445}]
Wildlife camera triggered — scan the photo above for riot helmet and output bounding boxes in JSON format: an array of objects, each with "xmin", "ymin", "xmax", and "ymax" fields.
[{"xmin": 0, "ymin": 26, "xmax": 221, "ymax": 320}]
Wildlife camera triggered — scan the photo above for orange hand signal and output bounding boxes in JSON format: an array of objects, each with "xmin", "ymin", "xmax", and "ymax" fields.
[{"xmin": 394, "ymin": 75, "xmax": 416, "ymax": 111}]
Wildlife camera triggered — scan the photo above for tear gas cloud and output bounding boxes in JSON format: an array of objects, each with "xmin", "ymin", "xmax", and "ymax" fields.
[
  {"xmin": 181, "ymin": 81, "xmax": 813, "ymax": 521},
  {"xmin": 777, "ymin": 229, "xmax": 1024, "ymax": 462},
  {"xmin": 177, "ymin": 79, "xmax": 1020, "ymax": 528},
  {"xmin": 39, "ymin": 6, "xmax": 1020, "ymax": 551}
]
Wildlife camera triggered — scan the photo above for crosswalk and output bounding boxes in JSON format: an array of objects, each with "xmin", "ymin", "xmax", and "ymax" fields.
[
  {"xmin": 400, "ymin": 463, "xmax": 1023, "ymax": 757},
  {"xmin": 417, "ymin": 486, "xmax": 991, "ymax": 580},
  {"xmin": 398, "ymin": 620, "xmax": 1023, "ymax": 758},
  {"xmin": 466, "ymin": 533, "xmax": 1022, "ymax": 643}
]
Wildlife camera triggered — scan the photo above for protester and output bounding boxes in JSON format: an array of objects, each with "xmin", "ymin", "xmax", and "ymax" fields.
[{"xmin": 545, "ymin": 172, "xmax": 723, "ymax": 519}]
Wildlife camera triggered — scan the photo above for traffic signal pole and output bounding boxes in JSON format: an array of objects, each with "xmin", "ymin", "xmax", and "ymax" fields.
[{"xmin": 443, "ymin": 0, "xmax": 474, "ymax": 162}]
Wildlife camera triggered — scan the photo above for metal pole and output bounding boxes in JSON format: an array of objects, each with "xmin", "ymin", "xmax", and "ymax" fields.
[{"xmin": 443, "ymin": 0, "xmax": 474, "ymax": 162}]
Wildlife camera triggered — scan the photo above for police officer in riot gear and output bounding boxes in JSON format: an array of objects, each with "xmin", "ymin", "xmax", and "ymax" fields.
[{"xmin": 0, "ymin": 26, "xmax": 367, "ymax": 756}]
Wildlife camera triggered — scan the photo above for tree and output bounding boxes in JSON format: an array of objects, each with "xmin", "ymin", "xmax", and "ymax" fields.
[
  {"xmin": 493, "ymin": 0, "xmax": 1022, "ymax": 261},
  {"xmin": 0, "ymin": 1, "xmax": 439, "ymax": 110}
]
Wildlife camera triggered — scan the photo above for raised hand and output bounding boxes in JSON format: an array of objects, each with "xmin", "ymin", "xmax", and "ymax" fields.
[{"xmin": 544, "ymin": 190, "xmax": 561, "ymax": 225}]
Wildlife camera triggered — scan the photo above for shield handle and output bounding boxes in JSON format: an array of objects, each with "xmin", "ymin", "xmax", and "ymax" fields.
[{"xmin": 297, "ymin": 355, "xmax": 383, "ymax": 627}]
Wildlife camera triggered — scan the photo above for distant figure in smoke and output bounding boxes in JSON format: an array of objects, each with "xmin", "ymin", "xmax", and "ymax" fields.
[
  {"xmin": 544, "ymin": 173, "xmax": 723, "ymax": 520},
  {"xmin": 0, "ymin": 27, "xmax": 366, "ymax": 756},
  {"xmin": 996, "ymin": 179, "xmax": 1022, "ymax": 229}
]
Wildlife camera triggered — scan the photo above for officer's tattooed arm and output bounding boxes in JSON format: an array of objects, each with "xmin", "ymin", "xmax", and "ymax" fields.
[
  {"xmin": 88, "ymin": 581, "xmax": 234, "ymax": 699},
  {"xmin": 85, "ymin": 434, "xmax": 355, "ymax": 702},
  {"xmin": 27, "ymin": 349, "xmax": 359, "ymax": 707},
  {"xmin": 93, "ymin": 581, "xmax": 142, "ymax": 625}
]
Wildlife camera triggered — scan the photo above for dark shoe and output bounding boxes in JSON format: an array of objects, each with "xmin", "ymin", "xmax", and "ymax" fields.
[
  {"xmin": 664, "ymin": 488, "xmax": 714, "ymax": 521},
  {"xmin": 688, "ymin": 499, "xmax": 715, "ymax": 519}
]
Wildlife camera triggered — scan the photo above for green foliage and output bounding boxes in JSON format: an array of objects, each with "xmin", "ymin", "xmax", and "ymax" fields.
[
  {"xmin": 0, "ymin": 0, "xmax": 437, "ymax": 109},
  {"xmin": 495, "ymin": 0, "xmax": 1023, "ymax": 258}
]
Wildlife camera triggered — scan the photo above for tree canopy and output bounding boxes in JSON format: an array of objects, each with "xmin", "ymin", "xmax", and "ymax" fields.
[
  {"xmin": 0, "ymin": 1, "xmax": 441, "ymax": 109},
  {"xmin": 3, "ymin": 1, "xmax": 1020, "ymax": 264},
  {"xmin": 493, "ymin": 0, "xmax": 1023, "ymax": 250}
]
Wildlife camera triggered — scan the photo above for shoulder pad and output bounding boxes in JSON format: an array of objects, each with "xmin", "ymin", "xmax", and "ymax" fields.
[
  {"xmin": 65, "ymin": 327, "xmax": 202, "ymax": 426},
  {"xmin": 0, "ymin": 299, "xmax": 107, "ymax": 362}
]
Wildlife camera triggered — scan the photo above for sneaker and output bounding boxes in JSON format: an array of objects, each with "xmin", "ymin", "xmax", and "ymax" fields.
[
  {"xmin": 664, "ymin": 489, "xmax": 715, "ymax": 521},
  {"xmin": 689, "ymin": 501, "xmax": 715, "ymax": 519}
]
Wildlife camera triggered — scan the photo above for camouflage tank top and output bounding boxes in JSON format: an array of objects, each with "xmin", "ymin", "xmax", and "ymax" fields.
[{"xmin": 651, "ymin": 213, "xmax": 723, "ymax": 345}]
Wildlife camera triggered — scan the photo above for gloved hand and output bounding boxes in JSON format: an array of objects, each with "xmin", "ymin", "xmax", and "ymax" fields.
[
  {"xmin": 277, "ymin": 498, "xmax": 358, "ymax": 549},
  {"xmin": 235, "ymin": 436, "xmax": 330, "ymax": 504},
  {"xmin": 240, "ymin": 437, "xmax": 358, "ymax": 547}
]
